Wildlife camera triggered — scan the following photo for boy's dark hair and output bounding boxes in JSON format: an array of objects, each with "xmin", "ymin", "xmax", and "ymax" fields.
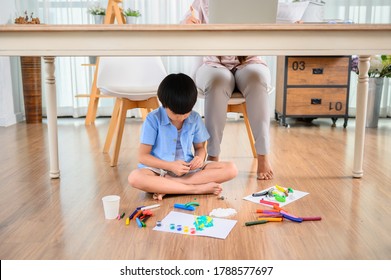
[{"xmin": 157, "ymin": 73, "xmax": 198, "ymax": 114}]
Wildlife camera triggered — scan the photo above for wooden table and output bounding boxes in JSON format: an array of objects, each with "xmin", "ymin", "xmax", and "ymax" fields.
[{"xmin": 1, "ymin": 24, "xmax": 391, "ymax": 179}]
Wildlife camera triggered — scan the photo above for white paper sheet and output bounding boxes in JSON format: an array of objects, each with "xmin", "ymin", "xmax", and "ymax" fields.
[
  {"xmin": 153, "ymin": 211, "xmax": 237, "ymax": 239},
  {"xmin": 243, "ymin": 186, "xmax": 309, "ymax": 207}
]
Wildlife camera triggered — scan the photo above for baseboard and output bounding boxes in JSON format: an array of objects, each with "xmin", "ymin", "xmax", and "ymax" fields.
[{"xmin": 0, "ymin": 113, "xmax": 18, "ymax": 127}]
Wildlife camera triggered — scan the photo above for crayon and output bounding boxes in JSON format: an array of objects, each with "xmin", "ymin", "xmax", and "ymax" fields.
[
  {"xmin": 245, "ymin": 220, "xmax": 269, "ymax": 226},
  {"xmin": 272, "ymin": 204, "xmax": 285, "ymax": 212},
  {"xmin": 256, "ymin": 209, "xmax": 280, "ymax": 213},
  {"xmin": 258, "ymin": 214, "xmax": 283, "ymax": 218},
  {"xmin": 135, "ymin": 217, "xmax": 143, "ymax": 228},
  {"xmin": 280, "ymin": 212, "xmax": 303, "ymax": 223},
  {"xmin": 300, "ymin": 216, "xmax": 322, "ymax": 221},
  {"xmin": 140, "ymin": 204, "xmax": 160, "ymax": 211},
  {"xmin": 129, "ymin": 206, "xmax": 144, "ymax": 219},
  {"xmin": 133, "ymin": 210, "xmax": 143, "ymax": 219},
  {"xmin": 257, "ymin": 217, "xmax": 283, "ymax": 222},
  {"xmin": 259, "ymin": 199, "xmax": 279, "ymax": 207},
  {"xmin": 280, "ymin": 210, "xmax": 297, "ymax": 218}
]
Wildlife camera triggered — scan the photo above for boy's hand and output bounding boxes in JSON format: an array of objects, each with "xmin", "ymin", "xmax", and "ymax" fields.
[
  {"xmin": 170, "ymin": 160, "xmax": 191, "ymax": 176},
  {"xmin": 189, "ymin": 156, "xmax": 203, "ymax": 170}
]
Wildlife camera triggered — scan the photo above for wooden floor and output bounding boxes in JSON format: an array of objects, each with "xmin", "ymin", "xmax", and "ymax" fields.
[{"xmin": 0, "ymin": 116, "xmax": 390, "ymax": 260}]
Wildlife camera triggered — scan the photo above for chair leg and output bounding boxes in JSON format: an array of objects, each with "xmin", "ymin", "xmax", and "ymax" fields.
[
  {"xmin": 141, "ymin": 97, "xmax": 159, "ymax": 119},
  {"xmin": 106, "ymin": 97, "xmax": 159, "ymax": 166},
  {"xmin": 110, "ymin": 100, "xmax": 128, "ymax": 167},
  {"xmin": 103, "ymin": 98, "xmax": 121, "ymax": 153},
  {"xmin": 140, "ymin": 108, "xmax": 148, "ymax": 120},
  {"xmin": 85, "ymin": 57, "xmax": 101, "ymax": 125},
  {"xmin": 148, "ymin": 96, "xmax": 160, "ymax": 110},
  {"xmin": 239, "ymin": 104, "xmax": 257, "ymax": 158}
]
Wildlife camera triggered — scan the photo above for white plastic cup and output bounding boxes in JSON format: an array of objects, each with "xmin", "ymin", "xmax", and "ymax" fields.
[{"xmin": 102, "ymin": 195, "xmax": 120, "ymax": 219}]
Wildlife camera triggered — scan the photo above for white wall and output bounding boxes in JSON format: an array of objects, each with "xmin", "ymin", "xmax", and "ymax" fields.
[{"xmin": 0, "ymin": 0, "xmax": 24, "ymax": 127}]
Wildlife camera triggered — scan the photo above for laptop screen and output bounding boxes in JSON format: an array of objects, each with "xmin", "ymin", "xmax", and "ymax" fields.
[{"xmin": 208, "ymin": 0, "xmax": 279, "ymax": 24}]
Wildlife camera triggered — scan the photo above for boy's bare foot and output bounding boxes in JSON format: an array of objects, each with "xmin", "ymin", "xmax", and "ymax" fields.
[
  {"xmin": 207, "ymin": 155, "xmax": 219, "ymax": 162},
  {"xmin": 196, "ymin": 182, "xmax": 223, "ymax": 196},
  {"xmin": 153, "ymin": 193, "xmax": 166, "ymax": 200},
  {"xmin": 257, "ymin": 155, "xmax": 273, "ymax": 180}
]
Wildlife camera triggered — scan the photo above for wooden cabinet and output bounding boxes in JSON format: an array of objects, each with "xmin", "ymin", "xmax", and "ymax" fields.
[{"xmin": 275, "ymin": 56, "xmax": 351, "ymax": 127}]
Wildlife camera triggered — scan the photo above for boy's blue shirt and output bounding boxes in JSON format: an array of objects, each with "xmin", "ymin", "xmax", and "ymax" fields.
[{"xmin": 138, "ymin": 106, "xmax": 209, "ymax": 168}]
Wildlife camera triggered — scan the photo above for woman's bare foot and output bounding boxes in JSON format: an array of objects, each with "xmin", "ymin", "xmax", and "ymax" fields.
[
  {"xmin": 257, "ymin": 154, "xmax": 273, "ymax": 180},
  {"xmin": 153, "ymin": 193, "xmax": 166, "ymax": 200}
]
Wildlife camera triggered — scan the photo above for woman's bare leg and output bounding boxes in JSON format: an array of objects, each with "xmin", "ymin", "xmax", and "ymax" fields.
[{"xmin": 257, "ymin": 154, "xmax": 273, "ymax": 180}]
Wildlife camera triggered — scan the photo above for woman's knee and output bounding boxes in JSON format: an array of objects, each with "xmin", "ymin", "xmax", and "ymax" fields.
[
  {"xmin": 237, "ymin": 64, "xmax": 271, "ymax": 89},
  {"xmin": 196, "ymin": 66, "xmax": 234, "ymax": 92}
]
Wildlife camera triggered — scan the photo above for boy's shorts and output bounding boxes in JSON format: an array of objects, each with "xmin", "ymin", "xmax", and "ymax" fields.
[{"xmin": 142, "ymin": 161, "xmax": 211, "ymax": 178}]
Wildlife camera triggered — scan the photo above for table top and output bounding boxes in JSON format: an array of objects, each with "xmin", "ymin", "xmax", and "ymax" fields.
[{"xmin": 1, "ymin": 24, "xmax": 391, "ymax": 56}]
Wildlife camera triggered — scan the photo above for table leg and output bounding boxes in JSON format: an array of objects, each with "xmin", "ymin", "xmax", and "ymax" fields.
[
  {"xmin": 353, "ymin": 55, "xmax": 370, "ymax": 178},
  {"xmin": 43, "ymin": 56, "xmax": 60, "ymax": 179}
]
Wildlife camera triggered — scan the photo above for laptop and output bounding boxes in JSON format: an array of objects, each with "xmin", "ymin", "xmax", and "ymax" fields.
[{"xmin": 208, "ymin": 0, "xmax": 279, "ymax": 24}]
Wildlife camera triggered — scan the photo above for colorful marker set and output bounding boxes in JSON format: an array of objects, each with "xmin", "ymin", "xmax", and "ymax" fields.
[
  {"xmin": 124, "ymin": 204, "xmax": 160, "ymax": 228},
  {"xmin": 245, "ymin": 203, "xmax": 321, "ymax": 226}
]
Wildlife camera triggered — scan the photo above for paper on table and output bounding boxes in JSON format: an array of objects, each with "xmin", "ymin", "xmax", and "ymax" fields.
[
  {"xmin": 153, "ymin": 211, "xmax": 237, "ymax": 239},
  {"xmin": 243, "ymin": 186, "xmax": 309, "ymax": 207}
]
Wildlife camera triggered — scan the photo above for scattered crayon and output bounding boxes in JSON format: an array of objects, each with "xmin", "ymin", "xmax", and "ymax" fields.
[
  {"xmin": 257, "ymin": 217, "xmax": 283, "ymax": 222},
  {"xmin": 135, "ymin": 217, "xmax": 143, "ymax": 228},
  {"xmin": 259, "ymin": 199, "xmax": 279, "ymax": 207},
  {"xmin": 245, "ymin": 220, "xmax": 269, "ymax": 226},
  {"xmin": 300, "ymin": 216, "xmax": 322, "ymax": 221}
]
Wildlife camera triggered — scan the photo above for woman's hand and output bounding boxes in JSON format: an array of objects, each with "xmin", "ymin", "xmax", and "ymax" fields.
[{"xmin": 185, "ymin": 6, "xmax": 201, "ymax": 24}]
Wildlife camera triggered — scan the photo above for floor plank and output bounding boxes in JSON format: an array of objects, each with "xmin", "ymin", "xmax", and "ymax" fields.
[{"xmin": 0, "ymin": 117, "xmax": 390, "ymax": 260}]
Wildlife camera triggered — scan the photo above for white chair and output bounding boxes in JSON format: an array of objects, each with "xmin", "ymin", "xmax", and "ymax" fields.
[{"xmin": 97, "ymin": 56, "xmax": 167, "ymax": 166}]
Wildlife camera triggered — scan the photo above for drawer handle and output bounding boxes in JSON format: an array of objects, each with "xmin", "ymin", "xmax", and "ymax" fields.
[
  {"xmin": 312, "ymin": 68, "xmax": 324, "ymax": 74},
  {"xmin": 311, "ymin": 98, "xmax": 322, "ymax": 105}
]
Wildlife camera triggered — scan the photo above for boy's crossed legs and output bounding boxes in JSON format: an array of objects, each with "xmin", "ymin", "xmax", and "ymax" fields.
[{"xmin": 128, "ymin": 161, "xmax": 237, "ymax": 200}]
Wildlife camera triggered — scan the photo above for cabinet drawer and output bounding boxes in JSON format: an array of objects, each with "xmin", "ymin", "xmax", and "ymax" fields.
[
  {"xmin": 286, "ymin": 57, "xmax": 350, "ymax": 86},
  {"xmin": 286, "ymin": 88, "xmax": 348, "ymax": 116}
]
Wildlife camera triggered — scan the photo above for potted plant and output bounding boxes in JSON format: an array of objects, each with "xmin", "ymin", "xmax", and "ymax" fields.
[
  {"xmin": 87, "ymin": 6, "xmax": 106, "ymax": 24},
  {"xmin": 123, "ymin": 8, "xmax": 141, "ymax": 24},
  {"xmin": 351, "ymin": 55, "xmax": 391, "ymax": 127}
]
